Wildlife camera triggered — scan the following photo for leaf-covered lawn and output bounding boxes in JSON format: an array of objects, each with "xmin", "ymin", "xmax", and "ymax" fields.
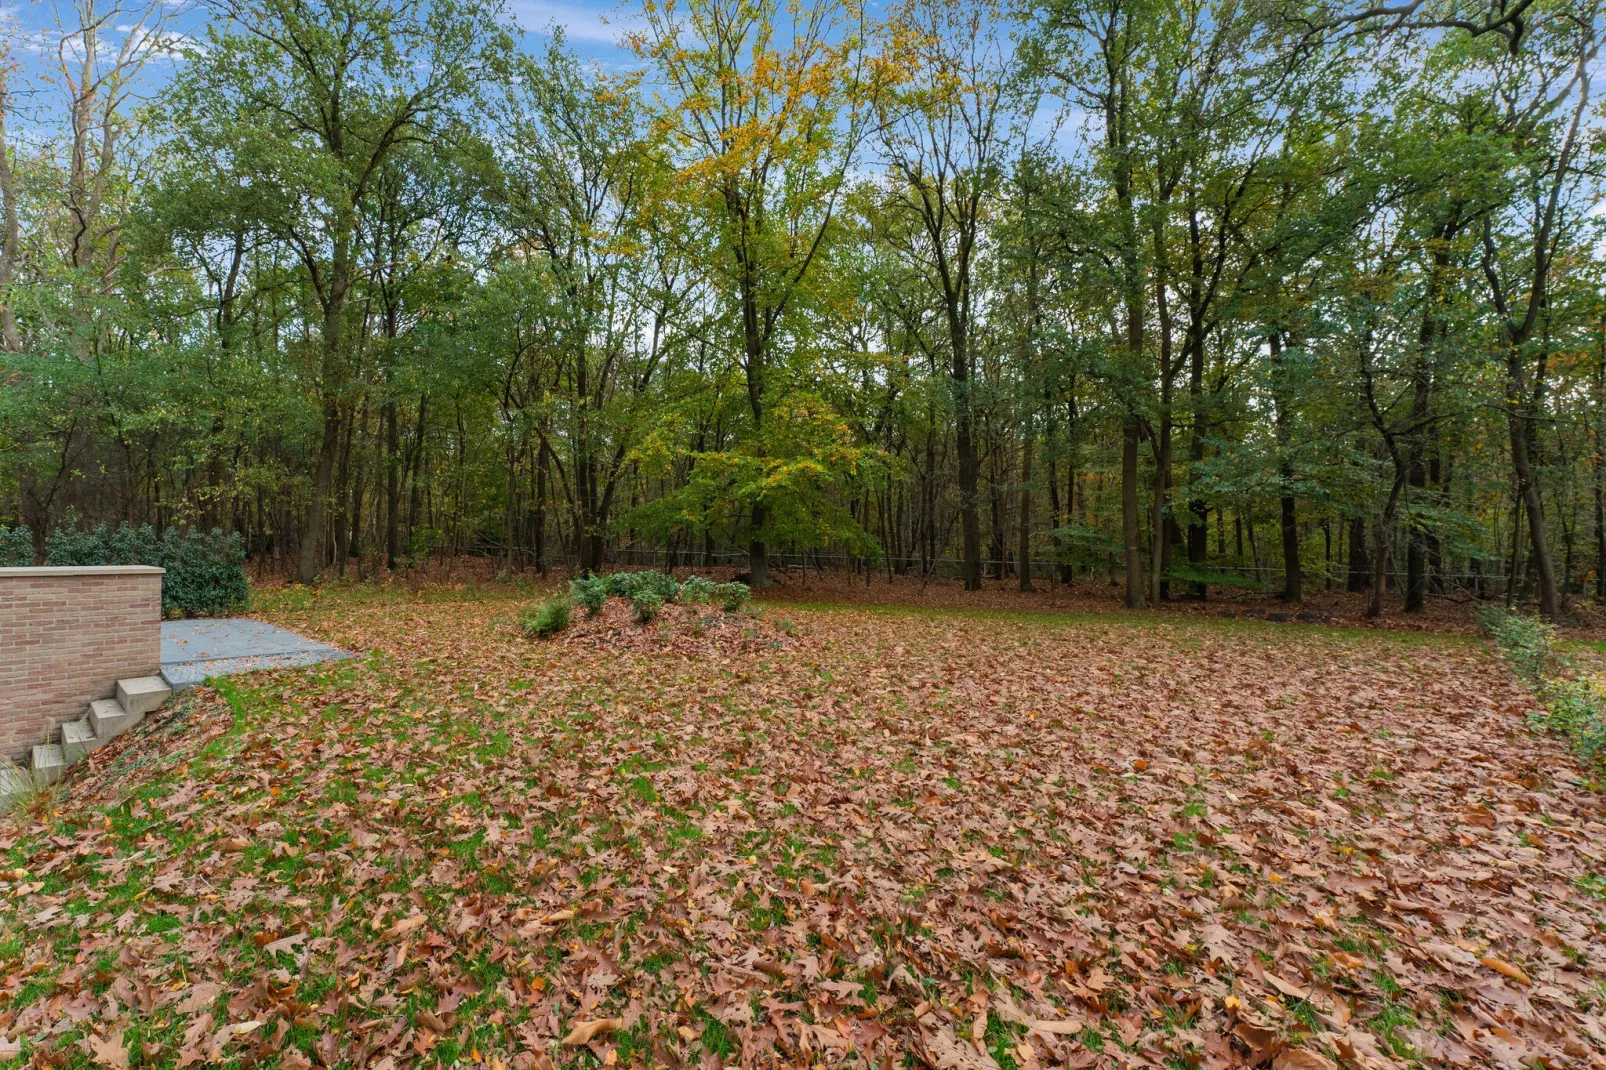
[{"xmin": 3, "ymin": 587, "xmax": 1604, "ymax": 1070}]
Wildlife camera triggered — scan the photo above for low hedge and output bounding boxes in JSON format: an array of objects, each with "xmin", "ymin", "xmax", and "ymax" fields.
[
  {"xmin": 0, "ymin": 525, "xmax": 30, "ymax": 566},
  {"xmin": 44, "ymin": 523, "xmax": 250, "ymax": 618},
  {"xmin": 557, "ymin": 569, "xmax": 752, "ymax": 632}
]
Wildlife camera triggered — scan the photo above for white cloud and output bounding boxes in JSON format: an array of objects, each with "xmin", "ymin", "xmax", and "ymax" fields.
[{"xmin": 510, "ymin": 0, "xmax": 640, "ymax": 46}]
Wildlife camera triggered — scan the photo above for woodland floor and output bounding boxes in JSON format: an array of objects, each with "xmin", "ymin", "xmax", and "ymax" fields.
[
  {"xmin": 2, "ymin": 584, "xmax": 1605, "ymax": 1070},
  {"xmin": 754, "ymin": 571, "xmax": 1606, "ymax": 641},
  {"xmin": 273, "ymin": 556, "xmax": 1606, "ymax": 640}
]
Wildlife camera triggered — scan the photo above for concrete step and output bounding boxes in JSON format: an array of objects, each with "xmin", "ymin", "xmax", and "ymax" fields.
[
  {"xmin": 28, "ymin": 677, "xmax": 167, "ymax": 789},
  {"xmin": 60, "ymin": 719, "xmax": 102, "ymax": 763},
  {"xmin": 116, "ymin": 676, "xmax": 171, "ymax": 717},
  {"xmin": 0, "ymin": 760, "xmax": 32, "ymax": 799},
  {"xmin": 30, "ymin": 744, "xmax": 65, "ymax": 785},
  {"xmin": 89, "ymin": 697, "xmax": 137, "ymax": 740}
]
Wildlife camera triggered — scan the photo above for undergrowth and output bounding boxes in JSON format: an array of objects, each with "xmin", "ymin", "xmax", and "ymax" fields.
[
  {"xmin": 522, "ymin": 596, "xmax": 571, "ymax": 638},
  {"xmin": 526, "ymin": 570, "xmax": 752, "ymax": 636},
  {"xmin": 1480, "ymin": 607, "xmax": 1606, "ymax": 771}
]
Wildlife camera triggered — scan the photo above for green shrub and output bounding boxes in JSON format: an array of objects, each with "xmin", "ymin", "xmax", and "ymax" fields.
[
  {"xmin": 523, "ymin": 596, "xmax": 572, "ymax": 638},
  {"xmin": 641, "ymin": 571, "xmax": 681, "ymax": 602},
  {"xmin": 45, "ymin": 523, "xmax": 248, "ymax": 617},
  {"xmin": 574, "ymin": 570, "xmax": 690, "ymax": 620},
  {"xmin": 44, "ymin": 523, "xmax": 143, "ymax": 566},
  {"xmin": 1482, "ymin": 607, "xmax": 1606, "ymax": 771},
  {"xmin": 0, "ymin": 526, "xmax": 31, "ymax": 566},
  {"xmin": 681, "ymin": 574, "xmax": 718, "ymax": 603},
  {"xmin": 712, "ymin": 581, "xmax": 750, "ymax": 612},
  {"xmin": 162, "ymin": 529, "xmax": 250, "ymax": 617},
  {"xmin": 1478, "ymin": 606, "xmax": 1554, "ymax": 685},
  {"xmin": 1546, "ymin": 677, "xmax": 1606, "ymax": 765},
  {"xmin": 604, "ymin": 570, "xmax": 678, "ymax": 602},
  {"xmin": 571, "ymin": 575, "xmax": 608, "ymax": 615},
  {"xmin": 1163, "ymin": 562, "xmax": 1271, "ymax": 591},
  {"xmin": 632, "ymin": 590, "xmax": 664, "ymax": 623}
]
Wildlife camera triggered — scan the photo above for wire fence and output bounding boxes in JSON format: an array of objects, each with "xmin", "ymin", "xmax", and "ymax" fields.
[{"xmin": 463, "ymin": 538, "xmax": 1548, "ymax": 595}]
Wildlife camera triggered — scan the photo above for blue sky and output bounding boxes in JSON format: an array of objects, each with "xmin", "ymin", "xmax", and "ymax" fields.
[
  {"xmin": 0, "ymin": 0, "xmax": 642, "ymax": 138},
  {"xmin": 509, "ymin": 0, "xmax": 641, "ymax": 62}
]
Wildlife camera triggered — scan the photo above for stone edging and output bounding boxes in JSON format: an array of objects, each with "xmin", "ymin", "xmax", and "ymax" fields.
[{"xmin": 0, "ymin": 566, "xmax": 166, "ymax": 577}]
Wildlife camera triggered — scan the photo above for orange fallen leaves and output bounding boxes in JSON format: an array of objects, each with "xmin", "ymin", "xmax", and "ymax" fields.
[
  {"xmin": 560, "ymin": 1018, "xmax": 623, "ymax": 1045},
  {"xmin": 1272, "ymin": 1051, "xmax": 1337, "ymax": 1070},
  {"xmin": 0, "ymin": 583, "xmax": 1599, "ymax": 1070},
  {"xmin": 85, "ymin": 1031, "xmax": 130, "ymax": 1069},
  {"xmin": 384, "ymin": 914, "xmax": 428, "ymax": 939},
  {"xmin": 1479, "ymin": 955, "xmax": 1532, "ymax": 985}
]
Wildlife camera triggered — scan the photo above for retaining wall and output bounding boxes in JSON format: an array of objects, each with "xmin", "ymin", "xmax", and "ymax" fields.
[{"xmin": 0, "ymin": 566, "xmax": 163, "ymax": 761}]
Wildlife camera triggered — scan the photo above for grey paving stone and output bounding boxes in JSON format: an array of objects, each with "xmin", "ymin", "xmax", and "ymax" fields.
[{"xmin": 160, "ymin": 619, "xmax": 351, "ymax": 690}]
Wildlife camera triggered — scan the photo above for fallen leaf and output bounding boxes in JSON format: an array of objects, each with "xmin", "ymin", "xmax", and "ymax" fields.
[
  {"xmin": 1480, "ymin": 956, "xmax": 1531, "ymax": 985},
  {"xmin": 1266, "ymin": 972, "xmax": 1310, "ymax": 1001},
  {"xmin": 262, "ymin": 931, "xmax": 308, "ymax": 955},
  {"xmin": 1273, "ymin": 1052, "xmax": 1337, "ymax": 1070},
  {"xmin": 386, "ymin": 914, "xmax": 428, "ymax": 939},
  {"xmin": 87, "ymin": 1031, "xmax": 130, "ymax": 1069},
  {"xmin": 1029, "ymin": 1019, "xmax": 1084, "ymax": 1036},
  {"xmin": 561, "ymin": 1019, "xmax": 623, "ymax": 1046}
]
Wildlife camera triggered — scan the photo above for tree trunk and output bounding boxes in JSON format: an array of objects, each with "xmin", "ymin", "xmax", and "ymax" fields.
[
  {"xmin": 408, "ymin": 397, "xmax": 427, "ymax": 558},
  {"xmin": 295, "ymin": 229, "xmax": 353, "ymax": 585},
  {"xmin": 1186, "ymin": 339, "xmax": 1208, "ymax": 599},
  {"xmin": 1597, "ymin": 423, "xmax": 1605, "ymax": 602},
  {"xmin": 534, "ymin": 439, "xmax": 548, "ymax": 575},
  {"xmin": 1595, "ymin": 479, "xmax": 1604, "ymax": 602},
  {"xmin": 1149, "ymin": 415, "xmax": 1171, "ymax": 603},
  {"xmin": 384, "ymin": 399, "xmax": 400, "ymax": 569},
  {"xmin": 1508, "ymin": 393, "xmax": 1558, "ymax": 619},
  {"xmin": 333, "ymin": 405, "xmax": 355, "ymax": 576},
  {"xmin": 1347, "ymin": 515, "xmax": 1370, "ymax": 592},
  {"xmin": 1122, "ymin": 415, "xmax": 1145, "ymax": 609},
  {"xmin": 1269, "ymin": 332, "xmax": 1299, "ymax": 602},
  {"xmin": 349, "ymin": 399, "xmax": 369, "ymax": 575},
  {"xmin": 1596, "ymin": 333, "xmax": 1606, "ymax": 602},
  {"xmin": 1018, "ymin": 430, "xmax": 1034, "ymax": 592},
  {"xmin": 1367, "ymin": 477, "xmax": 1406, "ymax": 618},
  {"xmin": 1280, "ymin": 493, "xmax": 1300, "ymax": 603},
  {"xmin": 953, "ymin": 352, "xmax": 982, "ymax": 591},
  {"xmin": 1404, "ymin": 238, "xmax": 1448, "ymax": 613},
  {"xmin": 296, "ymin": 396, "xmax": 341, "ymax": 585},
  {"xmin": 20, "ymin": 471, "xmax": 48, "ymax": 564},
  {"xmin": 1368, "ymin": 514, "xmax": 1388, "ymax": 618},
  {"xmin": 748, "ymin": 502, "xmax": 770, "ymax": 588}
]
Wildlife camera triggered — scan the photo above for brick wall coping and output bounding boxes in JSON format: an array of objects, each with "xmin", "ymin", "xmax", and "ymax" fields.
[{"xmin": 0, "ymin": 565, "xmax": 165, "ymax": 577}]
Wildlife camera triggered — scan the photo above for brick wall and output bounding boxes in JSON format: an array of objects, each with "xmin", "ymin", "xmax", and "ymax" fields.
[{"xmin": 0, "ymin": 567, "xmax": 163, "ymax": 761}]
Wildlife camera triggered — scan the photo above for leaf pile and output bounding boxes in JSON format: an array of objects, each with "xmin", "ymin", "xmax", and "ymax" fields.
[
  {"xmin": 2, "ymin": 587, "xmax": 1604, "ymax": 1070},
  {"xmin": 555, "ymin": 596, "xmax": 796, "ymax": 657}
]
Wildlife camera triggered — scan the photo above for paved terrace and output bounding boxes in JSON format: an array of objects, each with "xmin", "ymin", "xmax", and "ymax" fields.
[{"xmin": 160, "ymin": 618, "xmax": 351, "ymax": 690}]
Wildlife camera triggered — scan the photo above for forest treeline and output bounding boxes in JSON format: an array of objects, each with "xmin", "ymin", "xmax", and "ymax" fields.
[{"xmin": 0, "ymin": 0, "xmax": 1601, "ymax": 617}]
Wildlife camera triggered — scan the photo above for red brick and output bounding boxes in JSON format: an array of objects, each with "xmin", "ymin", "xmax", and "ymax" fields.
[{"xmin": 0, "ymin": 569, "xmax": 162, "ymax": 762}]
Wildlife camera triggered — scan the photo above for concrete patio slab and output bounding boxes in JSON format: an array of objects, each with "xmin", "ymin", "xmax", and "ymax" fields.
[{"xmin": 160, "ymin": 619, "xmax": 352, "ymax": 690}]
